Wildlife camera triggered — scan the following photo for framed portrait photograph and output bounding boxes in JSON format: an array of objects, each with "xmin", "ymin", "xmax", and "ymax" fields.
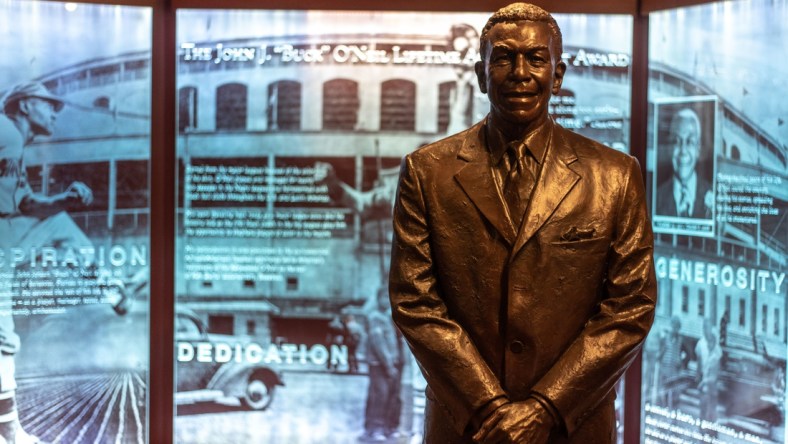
[{"xmin": 652, "ymin": 96, "xmax": 718, "ymax": 237}]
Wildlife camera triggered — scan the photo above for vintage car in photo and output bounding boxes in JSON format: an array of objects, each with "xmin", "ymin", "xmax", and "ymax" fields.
[{"xmin": 175, "ymin": 308, "xmax": 285, "ymax": 411}]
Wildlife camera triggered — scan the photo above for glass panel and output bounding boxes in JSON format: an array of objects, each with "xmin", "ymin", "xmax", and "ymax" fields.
[
  {"xmin": 179, "ymin": 86, "xmax": 199, "ymax": 133},
  {"xmin": 380, "ymin": 79, "xmax": 416, "ymax": 131},
  {"xmin": 643, "ymin": 1, "xmax": 787, "ymax": 442},
  {"xmin": 175, "ymin": 9, "xmax": 633, "ymax": 443},
  {"xmin": 269, "ymin": 80, "xmax": 302, "ymax": 131},
  {"xmin": 215, "ymin": 83, "xmax": 248, "ymax": 131},
  {"xmin": 323, "ymin": 79, "xmax": 359, "ymax": 130},
  {"xmin": 0, "ymin": 1, "xmax": 151, "ymax": 442}
]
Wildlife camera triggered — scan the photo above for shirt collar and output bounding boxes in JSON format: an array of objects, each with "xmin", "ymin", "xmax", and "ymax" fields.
[{"xmin": 485, "ymin": 117, "xmax": 552, "ymax": 166}]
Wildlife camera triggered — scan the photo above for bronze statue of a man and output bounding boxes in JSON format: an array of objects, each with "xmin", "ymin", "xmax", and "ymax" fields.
[{"xmin": 389, "ymin": 3, "xmax": 657, "ymax": 443}]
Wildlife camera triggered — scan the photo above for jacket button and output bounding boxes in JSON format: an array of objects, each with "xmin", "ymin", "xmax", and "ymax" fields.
[{"xmin": 509, "ymin": 340, "xmax": 524, "ymax": 354}]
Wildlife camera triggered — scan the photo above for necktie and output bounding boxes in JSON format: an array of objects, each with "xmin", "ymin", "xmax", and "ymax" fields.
[
  {"xmin": 678, "ymin": 186, "xmax": 690, "ymax": 217},
  {"xmin": 502, "ymin": 143, "xmax": 535, "ymax": 224}
]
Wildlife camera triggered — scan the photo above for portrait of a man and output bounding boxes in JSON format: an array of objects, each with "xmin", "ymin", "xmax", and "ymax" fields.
[
  {"xmin": 389, "ymin": 3, "xmax": 656, "ymax": 443},
  {"xmin": 654, "ymin": 104, "xmax": 715, "ymax": 220}
]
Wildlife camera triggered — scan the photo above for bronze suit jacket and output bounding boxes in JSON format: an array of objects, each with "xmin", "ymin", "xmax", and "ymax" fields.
[{"xmin": 390, "ymin": 120, "xmax": 657, "ymax": 443}]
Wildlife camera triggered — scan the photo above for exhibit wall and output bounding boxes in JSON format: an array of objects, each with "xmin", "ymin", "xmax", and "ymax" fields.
[
  {"xmin": 641, "ymin": 1, "xmax": 788, "ymax": 443},
  {"xmin": 0, "ymin": 0, "xmax": 151, "ymax": 442},
  {"xmin": 0, "ymin": 0, "xmax": 785, "ymax": 443}
]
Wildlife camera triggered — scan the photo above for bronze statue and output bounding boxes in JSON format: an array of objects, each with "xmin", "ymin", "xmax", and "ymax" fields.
[{"xmin": 389, "ymin": 3, "xmax": 657, "ymax": 443}]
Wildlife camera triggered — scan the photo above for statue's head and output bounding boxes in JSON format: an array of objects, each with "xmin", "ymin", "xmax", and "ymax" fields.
[{"xmin": 475, "ymin": 3, "xmax": 566, "ymax": 134}]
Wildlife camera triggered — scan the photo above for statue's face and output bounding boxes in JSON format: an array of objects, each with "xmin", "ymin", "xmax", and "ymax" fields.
[
  {"xmin": 476, "ymin": 20, "xmax": 565, "ymax": 133},
  {"xmin": 670, "ymin": 117, "xmax": 700, "ymax": 184}
]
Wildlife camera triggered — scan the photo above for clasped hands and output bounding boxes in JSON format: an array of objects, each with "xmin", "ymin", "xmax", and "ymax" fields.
[{"xmin": 472, "ymin": 398, "xmax": 555, "ymax": 444}]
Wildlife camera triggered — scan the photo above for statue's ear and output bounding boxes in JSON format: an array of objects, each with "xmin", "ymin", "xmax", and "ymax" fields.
[
  {"xmin": 552, "ymin": 60, "xmax": 566, "ymax": 94},
  {"xmin": 475, "ymin": 61, "xmax": 487, "ymax": 94}
]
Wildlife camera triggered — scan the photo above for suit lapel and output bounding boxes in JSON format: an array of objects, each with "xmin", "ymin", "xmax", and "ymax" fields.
[
  {"xmin": 512, "ymin": 125, "xmax": 581, "ymax": 257},
  {"xmin": 454, "ymin": 122, "xmax": 516, "ymax": 245}
]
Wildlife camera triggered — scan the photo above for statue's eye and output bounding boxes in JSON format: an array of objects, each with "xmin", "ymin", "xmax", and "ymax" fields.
[{"xmin": 492, "ymin": 54, "xmax": 511, "ymax": 64}]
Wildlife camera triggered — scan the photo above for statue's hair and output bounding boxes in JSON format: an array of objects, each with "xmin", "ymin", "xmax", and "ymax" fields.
[{"xmin": 479, "ymin": 3, "xmax": 563, "ymax": 58}]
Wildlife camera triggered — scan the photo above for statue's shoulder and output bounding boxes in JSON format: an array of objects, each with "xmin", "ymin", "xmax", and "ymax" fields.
[{"xmin": 407, "ymin": 120, "xmax": 485, "ymax": 164}]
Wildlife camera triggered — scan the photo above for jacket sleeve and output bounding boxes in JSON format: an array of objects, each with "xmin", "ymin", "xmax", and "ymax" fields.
[
  {"xmin": 531, "ymin": 155, "xmax": 657, "ymax": 435},
  {"xmin": 389, "ymin": 154, "xmax": 507, "ymax": 434}
]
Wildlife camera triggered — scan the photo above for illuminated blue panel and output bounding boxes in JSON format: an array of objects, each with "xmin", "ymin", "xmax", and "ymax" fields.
[
  {"xmin": 643, "ymin": 1, "xmax": 787, "ymax": 443},
  {"xmin": 0, "ymin": 1, "xmax": 151, "ymax": 443},
  {"xmin": 174, "ymin": 9, "xmax": 633, "ymax": 443}
]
